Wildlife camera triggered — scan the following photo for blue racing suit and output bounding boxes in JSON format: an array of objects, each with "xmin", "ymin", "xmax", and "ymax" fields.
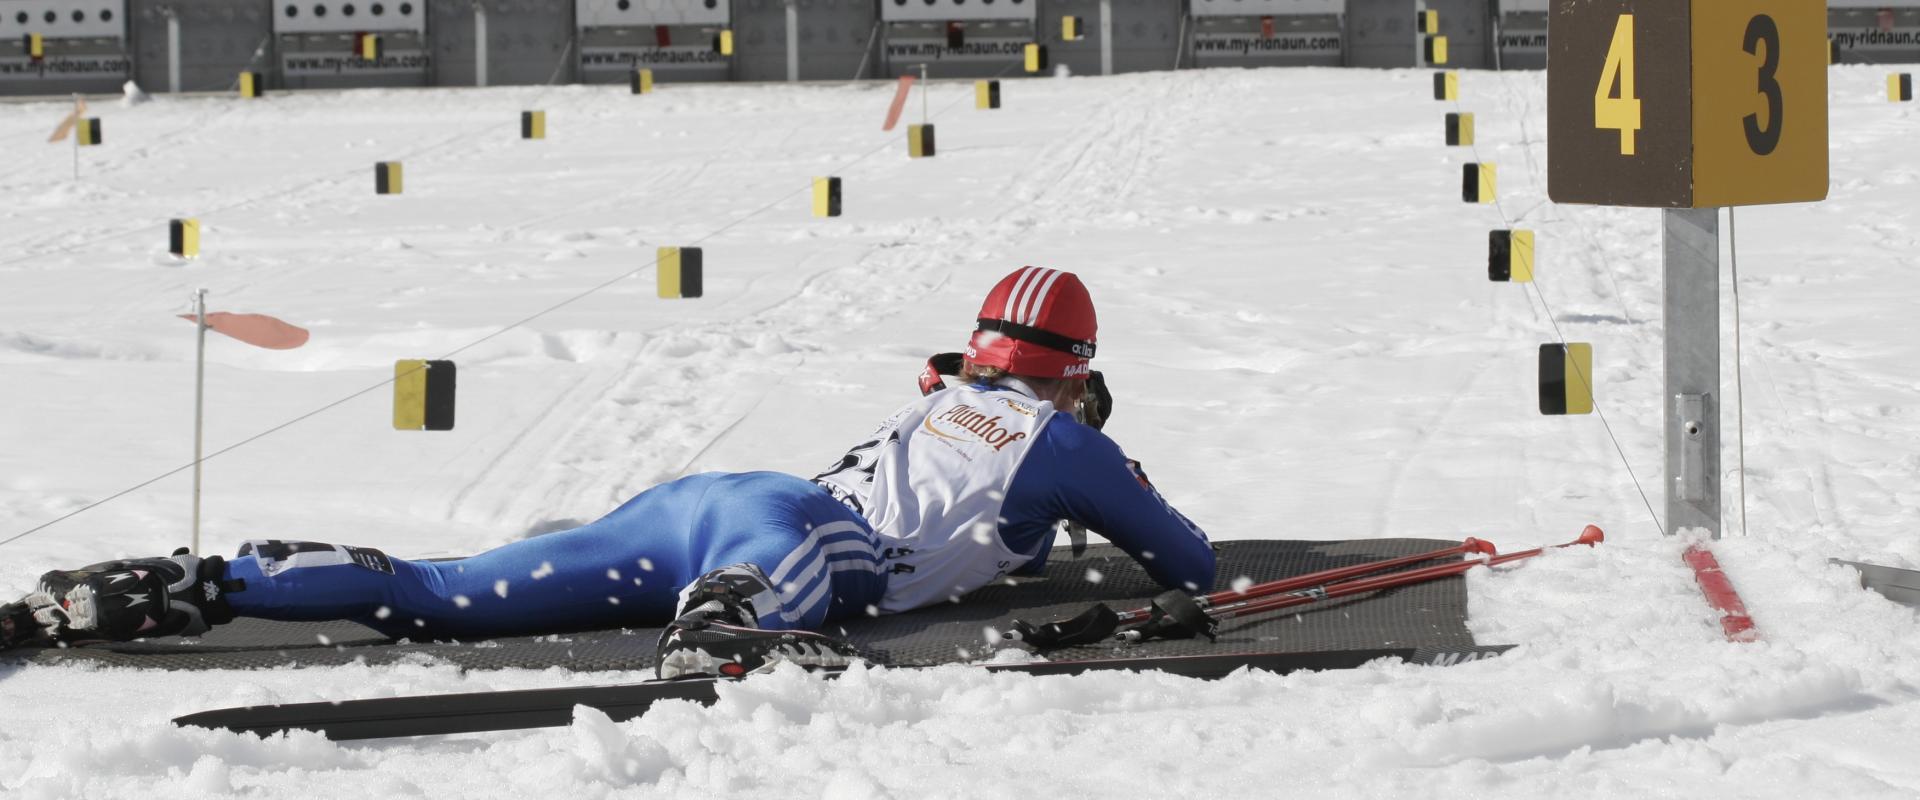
[{"xmin": 221, "ymin": 384, "xmax": 1215, "ymax": 638}]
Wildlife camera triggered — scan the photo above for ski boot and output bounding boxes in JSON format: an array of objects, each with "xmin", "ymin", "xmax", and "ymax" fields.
[
  {"xmin": 26, "ymin": 549, "xmax": 242, "ymax": 645},
  {"xmin": 654, "ymin": 564, "xmax": 861, "ymax": 680},
  {"xmin": 0, "ymin": 599, "xmax": 39, "ymax": 651}
]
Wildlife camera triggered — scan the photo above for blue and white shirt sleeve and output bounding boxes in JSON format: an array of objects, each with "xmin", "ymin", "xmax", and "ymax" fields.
[{"xmin": 998, "ymin": 416, "xmax": 1217, "ymax": 593}]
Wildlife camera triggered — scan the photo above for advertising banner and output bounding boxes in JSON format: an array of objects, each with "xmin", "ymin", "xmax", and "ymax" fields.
[{"xmin": 0, "ymin": 53, "xmax": 128, "ymax": 80}]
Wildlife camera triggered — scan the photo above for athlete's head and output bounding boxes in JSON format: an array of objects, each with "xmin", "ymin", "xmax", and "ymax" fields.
[
  {"xmin": 965, "ymin": 266, "xmax": 1097, "ymax": 380},
  {"xmin": 962, "ymin": 266, "xmax": 1098, "ymax": 411}
]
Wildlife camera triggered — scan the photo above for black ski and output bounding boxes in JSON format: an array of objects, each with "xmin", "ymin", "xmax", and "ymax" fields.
[{"xmin": 173, "ymin": 645, "xmax": 1511, "ymax": 741}]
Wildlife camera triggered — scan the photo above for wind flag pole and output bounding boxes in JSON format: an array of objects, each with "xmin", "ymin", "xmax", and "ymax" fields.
[
  {"xmin": 919, "ymin": 63, "xmax": 929, "ymax": 126},
  {"xmin": 177, "ymin": 295, "xmax": 311, "ymax": 554},
  {"xmin": 49, "ymin": 94, "xmax": 86, "ymax": 181}
]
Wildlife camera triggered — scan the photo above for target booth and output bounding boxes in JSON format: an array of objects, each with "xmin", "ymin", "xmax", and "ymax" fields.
[
  {"xmin": 1, "ymin": 0, "xmax": 129, "ymax": 94},
  {"xmin": 877, "ymin": 0, "xmax": 1039, "ymax": 79},
  {"xmin": 1188, "ymin": 0, "xmax": 1345, "ymax": 69},
  {"xmin": 577, "ymin": 0, "xmax": 733, "ymax": 85},
  {"xmin": 273, "ymin": 0, "xmax": 428, "ymax": 90}
]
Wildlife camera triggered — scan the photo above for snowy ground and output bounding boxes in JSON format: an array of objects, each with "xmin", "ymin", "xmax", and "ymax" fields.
[{"xmin": 1, "ymin": 66, "xmax": 1918, "ymax": 797}]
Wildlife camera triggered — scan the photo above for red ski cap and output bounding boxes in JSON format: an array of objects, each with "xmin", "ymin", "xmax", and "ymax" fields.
[{"xmin": 965, "ymin": 266, "xmax": 1097, "ymax": 380}]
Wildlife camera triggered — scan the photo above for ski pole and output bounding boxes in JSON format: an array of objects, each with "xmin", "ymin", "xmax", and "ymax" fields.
[
  {"xmin": 1112, "ymin": 537, "xmax": 1497, "ymax": 626},
  {"xmin": 1198, "ymin": 525, "xmax": 1601, "ymax": 623},
  {"xmin": 1484, "ymin": 524, "xmax": 1604, "ymax": 565},
  {"xmin": 1118, "ymin": 525, "xmax": 1604, "ymax": 643},
  {"xmin": 1005, "ymin": 537, "xmax": 1495, "ymax": 649}
]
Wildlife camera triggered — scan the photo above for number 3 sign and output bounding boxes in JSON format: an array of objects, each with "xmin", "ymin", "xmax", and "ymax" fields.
[{"xmin": 1547, "ymin": 0, "xmax": 1827, "ymax": 208}]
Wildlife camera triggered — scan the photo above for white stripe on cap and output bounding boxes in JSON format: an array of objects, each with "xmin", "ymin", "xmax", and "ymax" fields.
[
  {"xmin": 1002, "ymin": 266, "xmax": 1040, "ymax": 322},
  {"xmin": 1012, "ymin": 267, "xmax": 1055, "ymax": 326},
  {"xmin": 1022, "ymin": 268, "xmax": 1065, "ymax": 326}
]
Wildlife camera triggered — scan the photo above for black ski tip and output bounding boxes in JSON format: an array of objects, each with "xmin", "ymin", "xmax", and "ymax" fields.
[
  {"xmin": 173, "ymin": 677, "xmax": 728, "ymax": 741},
  {"xmin": 173, "ymin": 707, "xmax": 276, "ymax": 737}
]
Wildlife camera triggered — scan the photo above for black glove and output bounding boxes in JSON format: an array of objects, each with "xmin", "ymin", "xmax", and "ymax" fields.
[
  {"xmin": 1077, "ymin": 370, "xmax": 1113, "ymax": 430},
  {"xmin": 917, "ymin": 352, "xmax": 966, "ymax": 396}
]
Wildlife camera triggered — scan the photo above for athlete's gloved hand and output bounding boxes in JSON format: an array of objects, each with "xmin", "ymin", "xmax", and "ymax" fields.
[
  {"xmin": 1077, "ymin": 371, "xmax": 1113, "ymax": 430},
  {"xmin": 918, "ymin": 352, "xmax": 966, "ymax": 396},
  {"xmin": 1060, "ymin": 521, "xmax": 1090, "ymax": 557}
]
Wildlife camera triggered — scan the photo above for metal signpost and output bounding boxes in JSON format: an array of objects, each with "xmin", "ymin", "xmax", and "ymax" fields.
[
  {"xmin": 1547, "ymin": 0, "xmax": 1828, "ymax": 539},
  {"xmin": 1663, "ymin": 207, "xmax": 1720, "ymax": 537}
]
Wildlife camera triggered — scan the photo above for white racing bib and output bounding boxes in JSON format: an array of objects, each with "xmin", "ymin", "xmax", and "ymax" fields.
[{"xmin": 814, "ymin": 382, "xmax": 1055, "ymax": 613}]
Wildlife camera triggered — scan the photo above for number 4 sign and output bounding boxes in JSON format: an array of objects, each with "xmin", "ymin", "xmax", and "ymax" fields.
[{"xmin": 1548, "ymin": 0, "xmax": 1827, "ymax": 208}]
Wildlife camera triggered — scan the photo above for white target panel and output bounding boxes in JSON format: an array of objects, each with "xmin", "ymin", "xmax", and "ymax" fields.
[
  {"xmin": 0, "ymin": 0, "xmax": 126, "ymax": 38},
  {"xmin": 273, "ymin": 0, "xmax": 426, "ymax": 35},
  {"xmin": 1189, "ymin": 0, "xmax": 1344, "ymax": 17},
  {"xmin": 1496, "ymin": 0, "xmax": 1547, "ymax": 13},
  {"xmin": 577, "ymin": 0, "xmax": 731, "ymax": 27},
  {"xmin": 880, "ymin": 0, "xmax": 1038, "ymax": 23}
]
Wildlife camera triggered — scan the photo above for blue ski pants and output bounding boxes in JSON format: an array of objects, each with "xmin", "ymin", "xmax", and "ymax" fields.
[{"xmin": 220, "ymin": 472, "xmax": 887, "ymax": 639}]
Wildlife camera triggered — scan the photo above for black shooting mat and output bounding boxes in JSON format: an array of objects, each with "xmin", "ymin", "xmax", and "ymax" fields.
[{"xmin": 8, "ymin": 538, "xmax": 1480, "ymax": 671}]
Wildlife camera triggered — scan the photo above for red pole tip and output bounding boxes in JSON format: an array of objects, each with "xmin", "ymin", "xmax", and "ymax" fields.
[
  {"xmin": 1577, "ymin": 525, "xmax": 1605, "ymax": 546},
  {"xmin": 1463, "ymin": 537, "xmax": 1496, "ymax": 555}
]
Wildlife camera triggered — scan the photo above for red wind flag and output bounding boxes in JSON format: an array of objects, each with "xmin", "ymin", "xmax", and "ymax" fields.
[
  {"xmin": 178, "ymin": 312, "xmax": 311, "ymax": 350},
  {"xmin": 882, "ymin": 75, "xmax": 916, "ymax": 132},
  {"xmin": 48, "ymin": 97, "xmax": 87, "ymax": 143}
]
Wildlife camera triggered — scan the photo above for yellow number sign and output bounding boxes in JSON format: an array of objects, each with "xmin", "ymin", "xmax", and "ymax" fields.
[
  {"xmin": 1548, "ymin": 0, "xmax": 1826, "ymax": 208},
  {"xmin": 1593, "ymin": 15, "xmax": 1640, "ymax": 156},
  {"xmin": 1690, "ymin": 0, "xmax": 1827, "ymax": 206}
]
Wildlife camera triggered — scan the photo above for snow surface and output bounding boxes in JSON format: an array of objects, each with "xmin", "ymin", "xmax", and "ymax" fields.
[{"xmin": 3, "ymin": 67, "xmax": 1919, "ymax": 797}]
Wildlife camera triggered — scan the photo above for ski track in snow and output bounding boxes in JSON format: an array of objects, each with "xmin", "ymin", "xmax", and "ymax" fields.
[{"xmin": 1, "ymin": 68, "xmax": 1919, "ymax": 797}]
